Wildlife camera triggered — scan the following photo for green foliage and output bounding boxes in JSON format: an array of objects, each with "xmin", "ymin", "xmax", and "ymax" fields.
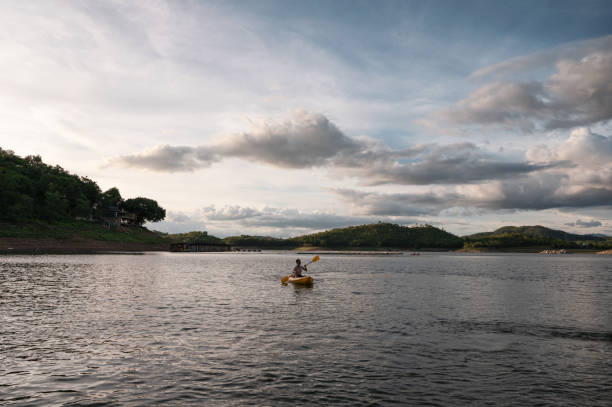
[
  {"xmin": 121, "ymin": 197, "xmax": 166, "ymax": 225},
  {"xmin": 0, "ymin": 148, "xmax": 165, "ymax": 225},
  {"xmin": 0, "ymin": 220, "xmax": 171, "ymax": 244},
  {"xmin": 223, "ymin": 235, "xmax": 295, "ymax": 249},
  {"xmin": 463, "ymin": 225, "xmax": 612, "ymax": 250},
  {"xmin": 288, "ymin": 223, "xmax": 464, "ymax": 249},
  {"xmin": 101, "ymin": 187, "xmax": 122, "ymax": 207},
  {"xmin": 168, "ymin": 231, "xmax": 223, "ymax": 244},
  {"xmin": 0, "ymin": 148, "xmax": 102, "ymax": 222},
  {"xmin": 222, "ymin": 223, "xmax": 464, "ymax": 249}
]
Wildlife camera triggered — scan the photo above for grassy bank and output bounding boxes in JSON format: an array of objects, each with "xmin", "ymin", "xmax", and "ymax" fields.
[
  {"xmin": 0, "ymin": 220, "xmax": 170, "ymax": 244},
  {"xmin": 0, "ymin": 221, "xmax": 171, "ymax": 253}
]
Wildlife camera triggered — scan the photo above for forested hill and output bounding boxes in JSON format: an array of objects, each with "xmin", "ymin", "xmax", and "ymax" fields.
[
  {"xmin": 464, "ymin": 225, "xmax": 611, "ymax": 250},
  {"xmin": 466, "ymin": 225, "xmax": 605, "ymax": 241},
  {"xmin": 223, "ymin": 223, "xmax": 464, "ymax": 250},
  {"xmin": 0, "ymin": 148, "xmax": 165, "ymax": 225}
]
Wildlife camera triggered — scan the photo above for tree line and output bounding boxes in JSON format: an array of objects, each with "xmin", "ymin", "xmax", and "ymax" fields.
[
  {"xmin": 463, "ymin": 225, "xmax": 612, "ymax": 250},
  {"xmin": 0, "ymin": 148, "xmax": 165, "ymax": 225},
  {"xmin": 219, "ymin": 223, "xmax": 611, "ymax": 250},
  {"xmin": 220, "ymin": 223, "xmax": 464, "ymax": 249}
]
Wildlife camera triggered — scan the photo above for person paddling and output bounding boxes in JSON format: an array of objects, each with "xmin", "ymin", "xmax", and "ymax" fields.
[{"xmin": 292, "ymin": 258, "xmax": 307, "ymax": 277}]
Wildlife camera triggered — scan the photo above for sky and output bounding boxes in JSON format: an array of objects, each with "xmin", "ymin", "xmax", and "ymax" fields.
[{"xmin": 1, "ymin": 0, "xmax": 611, "ymax": 237}]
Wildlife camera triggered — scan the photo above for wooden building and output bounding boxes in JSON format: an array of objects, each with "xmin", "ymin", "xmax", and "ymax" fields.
[{"xmin": 103, "ymin": 205, "xmax": 138, "ymax": 227}]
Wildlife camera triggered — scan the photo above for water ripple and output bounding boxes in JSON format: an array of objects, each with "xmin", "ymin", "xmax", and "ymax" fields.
[{"xmin": 1, "ymin": 252, "xmax": 611, "ymax": 406}]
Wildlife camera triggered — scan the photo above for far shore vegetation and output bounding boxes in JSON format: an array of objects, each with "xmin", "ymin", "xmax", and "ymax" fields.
[{"xmin": 2, "ymin": 148, "xmax": 611, "ymax": 253}]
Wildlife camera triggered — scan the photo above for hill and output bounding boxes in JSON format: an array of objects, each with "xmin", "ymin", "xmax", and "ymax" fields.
[
  {"xmin": 0, "ymin": 148, "xmax": 168, "ymax": 252},
  {"xmin": 464, "ymin": 225, "xmax": 612, "ymax": 250},
  {"xmin": 223, "ymin": 223, "xmax": 464, "ymax": 250},
  {"xmin": 0, "ymin": 220, "xmax": 170, "ymax": 254},
  {"xmin": 164, "ymin": 231, "xmax": 224, "ymax": 244},
  {"xmin": 0, "ymin": 148, "xmax": 165, "ymax": 225},
  {"xmin": 466, "ymin": 225, "xmax": 605, "ymax": 241}
]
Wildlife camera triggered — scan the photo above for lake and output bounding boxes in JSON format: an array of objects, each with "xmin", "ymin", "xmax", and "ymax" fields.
[{"xmin": 1, "ymin": 252, "xmax": 611, "ymax": 406}]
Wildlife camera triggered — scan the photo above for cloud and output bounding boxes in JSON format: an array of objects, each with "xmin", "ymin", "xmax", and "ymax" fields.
[
  {"xmin": 436, "ymin": 37, "xmax": 612, "ymax": 131},
  {"xmin": 202, "ymin": 205, "xmax": 262, "ymax": 221},
  {"xmin": 334, "ymin": 179, "xmax": 612, "ymax": 217},
  {"xmin": 213, "ymin": 111, "xmax": 363, "ymax": 168},
  {"xmin": 565, "ymin": 219, "xmax": 603, "ymax": 228},
  {"xmin": 166, "ymin": 211, "xmax": 193, "ymax": 223},
  {"xmin": 201, "ymin": 205, "xmax": 379, "ymax": 230},
  {"xmin": 553, "ymin": 128, "xmax": 612, "ymax": 167},
  {"xmin": 333, "ymin": 188, "xmax": 455, "ymax": 216},
  {"xmin": 526, "ymin": 128, "xmax": 612, "ymax": 190},
  {"xmin": 109, "ymin": 111, "xmax": 362, "ymax": 170},
  {"xmin": 109, "ymin": 110, "xmax": 554, "ymax": 185},
  {"xmin": 334, "ymin": 128, "xmax": 612, "ymax": 215},
  {"xmin": 471, "ymin": 35, "xmax": 612, "ymax": 79},
  {"xmin": 149, "ymin": 210, "xmax": 207, "ymax": 233},
  {"xmin": 151, "ymin": 204, "xmax": 421, "ymax": 237},
  {"xmin": 436, "ymin": 82, "xmax": 548, "ymax": 132},
  {"xmin": 110, "ymin": 145, "xmax": 219, "ymax": 172},
  {"xmin": 340, "ymin": 142, "xmax": 559, "ymax": 186}
]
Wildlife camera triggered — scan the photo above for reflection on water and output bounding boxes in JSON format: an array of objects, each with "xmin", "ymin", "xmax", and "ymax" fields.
[{"xmin": 1, "ymin": 252, "xmax": 611, "ymax": 406}]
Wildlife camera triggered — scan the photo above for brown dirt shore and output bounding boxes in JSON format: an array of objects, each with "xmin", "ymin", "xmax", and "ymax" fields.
[{"xmin": 0, "ymin": 237, "xmax": 168, "ymax": 254}]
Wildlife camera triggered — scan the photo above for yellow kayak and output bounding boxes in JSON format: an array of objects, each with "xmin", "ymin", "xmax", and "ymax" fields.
[{"xmin": 288, "ymin": 276, "xmax": 314, "ymax": 285}]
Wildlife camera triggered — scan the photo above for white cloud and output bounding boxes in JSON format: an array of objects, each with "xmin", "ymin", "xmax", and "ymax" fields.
[
  {"xmin": 333, "ymin": 129, "xmax": 612, "ymax": 216},
  {"xmin": 436, "ymin": 37, "xmax": 612, "ymax": 131},
  {"xmin": 3, "ymin": 2, "xmax": 611, "ymax": 237},
  {"xmin": 109, "ymin": 111, "xmax": 556, "ymax": 186},
  {"xmin": 471, "ymin": 35, "xmax": 612, "ymax": 79},
  {"xmin": 150, "ymin": 204, "xmax": 420, "ymax": 237}
]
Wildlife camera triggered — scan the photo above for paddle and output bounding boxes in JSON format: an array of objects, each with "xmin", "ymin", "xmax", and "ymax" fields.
[{"xmin": 281, "ymin": 255, "xmax": 320, "ymax": 283}]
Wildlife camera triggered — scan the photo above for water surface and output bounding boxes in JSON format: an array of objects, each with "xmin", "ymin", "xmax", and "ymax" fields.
[{"xmin": 1, "ymin": 252, "xmax": 611, "ymax": 406}]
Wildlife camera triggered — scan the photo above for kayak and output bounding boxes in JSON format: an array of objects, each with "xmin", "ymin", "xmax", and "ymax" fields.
[{"xmin": 288, "ymin": 276, "xmax": 314, "ymax": 285}]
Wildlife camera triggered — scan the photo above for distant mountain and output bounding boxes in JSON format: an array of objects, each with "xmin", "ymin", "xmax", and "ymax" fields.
[
  {"xmin": 223, "ymin": 222, "xmax": 464, "ymax": 250},
  {"xmin": 587, "ymin": 233, "xmax": 610, "ymax": 238},
  {"xmin": 463, "ymin": 225, "xmax": 611, "ymax": 250},
  {"xmin": 465, "ymin": 225, "xmax": 606, "ymax": 242}
]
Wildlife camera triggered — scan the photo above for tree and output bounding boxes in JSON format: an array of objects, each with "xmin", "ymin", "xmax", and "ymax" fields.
[
  {"xmin": 79, "ymin": 177, "xmax": 102, "ymax": 208},
  {"xmin": 42, "ymin": 187, "xmax": 69, "ymax": 221},
  {"xmin": 94, "ymin": 187, "xmax": 123, "ymax": 219},
  {"xmin": 100, "ymin": 187, "xmax": 122, "ymax": 206},
  {"xmin": 121, "ymin": 197, "xmax": 166, "ymax": 225}
]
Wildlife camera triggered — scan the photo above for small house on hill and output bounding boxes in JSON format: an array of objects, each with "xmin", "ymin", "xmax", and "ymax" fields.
[
  {"xmin": 103, "ymin": 205, "xmax": 138, "ymax": 227},
  {"xmin": 169, "ymin": 242, "xmax": 232, "ymax": 252}
]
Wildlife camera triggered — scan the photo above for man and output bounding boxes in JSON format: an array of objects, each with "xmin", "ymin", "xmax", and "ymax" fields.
[{"xmin": 292, "ymin": 258, "xmax": 307, "ymax": 277}]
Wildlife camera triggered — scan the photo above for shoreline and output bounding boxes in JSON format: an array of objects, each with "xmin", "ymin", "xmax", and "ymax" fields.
[
  {"xmin": 296, "ymin": 250, "xmax": 404, "ymax": 256},
  {"xmin": 1, "ymin": 237, "xmax": 610, "ymax": 255},
  {"xmin": 0, "ymin": 237, "xmax": 168, "ymax": 254}
]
